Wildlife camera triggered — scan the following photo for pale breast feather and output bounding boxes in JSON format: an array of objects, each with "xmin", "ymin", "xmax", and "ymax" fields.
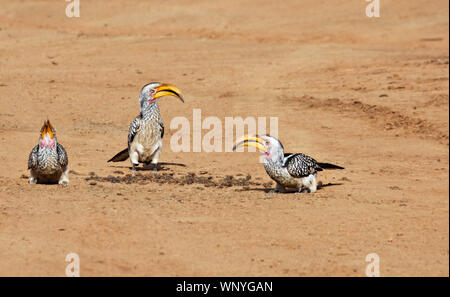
[{"xmin": 284, "ymin": 153, "xmax": 320, "ymax": 177}]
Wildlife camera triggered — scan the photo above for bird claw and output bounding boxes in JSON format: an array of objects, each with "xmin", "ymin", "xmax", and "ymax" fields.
[
  {"xmin": 296, "ymin": 187, "xmax": 304, "ymax": 193},
  {"xmin": 131, "ymin": 163, "xmax": 139, "ymax": 174},
  {"xmin": 265, "ymin": 189, "xmax": 278, "ymax": 196},
  {"xmin": 151, "ymin": 163, "xmax": 160, "ymax": 175},
  {"xmin": 152, "ymin": 166, "xmax": 159, "ymax": 176}
]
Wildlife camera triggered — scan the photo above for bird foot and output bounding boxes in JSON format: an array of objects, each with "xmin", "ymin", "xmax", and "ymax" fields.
[
  {"xmin": 151, "ymin": 163, "xmax": 159, "ymax": 175},
  {"xmin": 264, "ymin": 190, "xmax": 277, "ymax": 197},
  {"xmin": 152, "ymin": 167, "xmax": 159, "ymax": 177},
  {"xmin": 275, "ymin": 184, "xmax": 288, "ymax": 193}
]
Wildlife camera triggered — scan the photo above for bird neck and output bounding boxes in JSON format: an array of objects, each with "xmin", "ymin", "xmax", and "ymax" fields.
[
  {"xmin": 141, "ymin": 102, "xmax": 159, "ymax": 116},
  {"xmin": 39, "ymin": 135, "xmax": 57, "ymax": 149},
  {"xmin": 39, "ymin": 142, "xmax": 57, "ymax": 153},
  {"xmin": 263, "ymin": 149, "xmax": 284, "ymax": 167}
]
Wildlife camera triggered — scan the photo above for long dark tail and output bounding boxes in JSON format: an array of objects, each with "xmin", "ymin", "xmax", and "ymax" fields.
[
  {"xmin": 318, "ymin": 162, "xmax": 344, "ymax": 170},
  {"xmin": 108, "ymin": 148, "xmax": 129, "ymax": 162}
]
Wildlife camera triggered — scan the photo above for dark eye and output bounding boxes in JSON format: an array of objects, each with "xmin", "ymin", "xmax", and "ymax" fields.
[{"xmin": 265, "ymin": 141, "xmax": 270, "ymax": 146}]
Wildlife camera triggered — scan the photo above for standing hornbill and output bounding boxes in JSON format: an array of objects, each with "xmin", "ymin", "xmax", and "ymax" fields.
[{"xmin": 108, "ymin": 82, "xmax": 184, "ymax": 172}]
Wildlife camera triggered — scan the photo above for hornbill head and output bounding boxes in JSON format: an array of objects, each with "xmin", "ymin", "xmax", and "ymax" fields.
[
  {"xmin": 232, "ymin": 135, "xmax": 285, "ymax": 164},
  {"xmin": 139, "ymin": 82, "xmax": 184, "ymax": 108},
  {"xmin": 39, "ymin": 119, "xmax": 57, "ymax": 148}
]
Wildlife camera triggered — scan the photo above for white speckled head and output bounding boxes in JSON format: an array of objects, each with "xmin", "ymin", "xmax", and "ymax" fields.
[
  {"xmin": 260, "ymin": 135, "xmax": 284, "ymax": 164},
  {"xmin": 138, "ymin": 82, "xmax": 184, "ymax": 112},
  {"xmin": 233, "ymin": 134, "xmax": 285, "ymax": 164},
  {"xmin": 139, "ymin": 82, "xmax": 161, "ymax": 109}
]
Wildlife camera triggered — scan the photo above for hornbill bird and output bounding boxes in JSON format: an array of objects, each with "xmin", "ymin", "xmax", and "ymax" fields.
[
  {"xmin": 28, "ymin": 120, "xmax": 69, "ymax": 186},
  {"xmin": 233, "ymin": 135, "xmax": 344, "ymax": 193},
  {"xmin": 108, "ymin": 82, "xmax": 184, "ymax": 172}
]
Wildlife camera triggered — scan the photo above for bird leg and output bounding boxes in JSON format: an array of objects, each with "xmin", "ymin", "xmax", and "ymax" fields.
[
  {"xmin": 151, "ymin": 163, "xmax": 159, "ymax": 174},
  {"xmin": 29, "ymin": 171, "xmax": 38, "ymax": 185},
  {"xmin": 275, "ymin": 183, "xmax": 287, "ymax": 193},
  {"xmin": 143, "ymin": 162, "xmax": 158, "ymax": 174},
  {"xmin": 129, "ymin": 150, "xmax": 140, "ymax": 174},
  {"xmin": 297, "ymin": 187, "xmax": 307, "ymax": 194},
  {"xmin": 58, "ymin": 167, "xmax": 69, "ymax": 187},
  {"xmin": 150, "ymin": 146, "xmax": 161, "ymax": 174}
]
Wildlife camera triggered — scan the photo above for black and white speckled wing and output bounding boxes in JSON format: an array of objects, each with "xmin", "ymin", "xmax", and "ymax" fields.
[
  {"xmin": 57, "ymin": 143, "xmax": 68, "ymax": 168},
  {"xmin": 284, "ymin": 153, "xmax": 321, "ymax": 178},
  {"xmin": 28, "ymin": 145, "xmax": 39, "ymax": 169},
  {"xmin": 128, "ymin": 115, "xmax": 141, "ymax": 146}
]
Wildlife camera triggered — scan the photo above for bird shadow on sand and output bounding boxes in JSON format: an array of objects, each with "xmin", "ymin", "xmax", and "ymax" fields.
[
  {"xmin": 234, "ymin": 187, "xmax": 273, "ymax": 193},
  {"xmin": 136, "ymin": 162, "xmax": 187, "ymax": 172},
  {"xmin": 235, "ymin": 182, "xmax": 343, "ymax": 193},
  {"xmin": 108, "ymin": 162, "xmax": 186, "ymax": 172},
  {"xmin": 20, "ymin": 175, "xmax": 67, "ymax": 186},
  {"xmin": 318, "ymin": 182, "xmax": 343, "ymax": 189}
]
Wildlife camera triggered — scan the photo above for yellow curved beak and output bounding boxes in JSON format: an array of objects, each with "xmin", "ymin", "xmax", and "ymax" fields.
[
  {"xmin": 232, "ymin": 136, "xmax": 266, "ymax": 152},
  {"xmin": 154, "ymin": 83, "xmax": 184, "ymax": 102},
  {"xmin": 41, "ymin": 120, "xmax": 54, "ymax": 139}
]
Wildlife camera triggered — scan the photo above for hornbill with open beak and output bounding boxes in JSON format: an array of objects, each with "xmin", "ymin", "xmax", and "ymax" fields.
[
  {"xmin": 233, "ymin": 135, "xmax": 344, "ymax": 193},
  {"xmin": 108, "ymin": 82, "xmax": 184, "ymax": 172},
  {"xmin": 28, "ymin": 120, "xmax": 69, "ymax": 186}
]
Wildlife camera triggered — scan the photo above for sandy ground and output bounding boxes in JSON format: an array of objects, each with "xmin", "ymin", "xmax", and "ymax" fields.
[{"xmin": 0, "ymin": 0, "xmax": 448, "ymax": 276}]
